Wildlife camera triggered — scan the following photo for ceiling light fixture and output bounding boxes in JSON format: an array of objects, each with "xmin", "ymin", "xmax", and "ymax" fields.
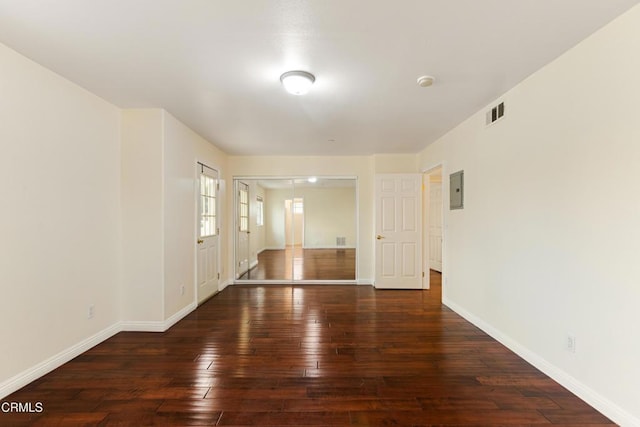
[
  {"xmin": 417, "ymin": 75, "xmax": 435, "ymax": 87},
  {"xmin": 280, "ymin": 70, "xmax": 315, "ymax": 95},
  {"xmin": 308, "ymin": 177, "xmax": 318, "ymax": 183}
]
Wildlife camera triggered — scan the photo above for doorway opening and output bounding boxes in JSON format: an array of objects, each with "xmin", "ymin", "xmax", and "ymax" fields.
[
  {"xmin": 423, "ymin": 165, "xmax": 444, "ymax": 297},
  {"xmin": 285, "ymin": 198, "xmax": 305, "ymax": 280},
  {"xmin": 285, "ymin": 198, "xmax": 304, "ymax": 247}
]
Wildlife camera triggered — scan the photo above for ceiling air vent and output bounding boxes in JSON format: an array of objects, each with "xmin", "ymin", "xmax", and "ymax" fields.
[{"xmin": 486, "ymin": 102, "xmax": 505, "ymax": 126}]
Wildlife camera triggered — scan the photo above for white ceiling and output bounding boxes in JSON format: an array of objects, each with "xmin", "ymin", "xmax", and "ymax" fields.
[{"xmin": 0, "ymin": 0, "xmax": 637, "ymax": 156}]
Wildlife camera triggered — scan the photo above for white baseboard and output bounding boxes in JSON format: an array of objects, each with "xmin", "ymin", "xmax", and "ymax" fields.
[
  {"xmin": 0, "ymin": 323, "xmax": 121, "ymax": 399},
  {"xmin": 121, "ymin": 302, "xmax": 197, "ymax": 332},
  {"xmin": 163, "ymin": 302, "xmax": 197, "ymax": 330},
  {"xmin": 302, "ymin": 246, "xmax": 357, "ymax": 250},
  {"xmin": 1, "ymin": 302, "xmax": 199, "ymax": 399},
  {"xmin": 357, "ymin": 279, "xmax": 374, "ymax": 285},
  {"xmin": 442, "ymin": 296, "xmax": 640, "ymax": 427},
  {"xmin": 219, "ymin": 278, "xmax": 232, "ymax": 291},
  {"xmin": 120, "ymin": 320, "xmax": 166, "ymax": 332}
]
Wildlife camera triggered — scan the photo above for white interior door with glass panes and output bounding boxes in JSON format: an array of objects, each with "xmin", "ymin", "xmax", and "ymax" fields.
[
  {"xmin": 236, "ymin": 181, "xmax": 250, "ymax": 278},
  {"xmin": 374, "ymin": 174, "xmax": 423, "ymax": 289},
  {"xmin": 197, "ymin": 164, "xmax": 219, "ymax": 304}
]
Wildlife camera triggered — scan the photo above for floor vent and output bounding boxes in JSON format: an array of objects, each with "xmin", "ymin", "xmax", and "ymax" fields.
[{"xmin": 486, "ymin": 101, "xmax": 505, "ymax": 126}]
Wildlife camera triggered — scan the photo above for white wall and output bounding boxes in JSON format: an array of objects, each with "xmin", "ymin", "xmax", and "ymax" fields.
[
  {"xmin": 301, "ymin": 187, "xmax": 357, "ymax": 248},
  {"xmin": 373, "ymin": 153, "xmax": 418, "ymax": 173},
  {"xmin": 263, "ymin": 188, "xmax": 290, "ymax": 249},
  {"xmin": 121, "ymin": 109, "xmax": 164, "ymax": 322},
  {"xmin": 0, "ymin": 44, "xmax": 231, "ymax": 399},
  {"xmin": 418, "ymin": 5, "xmax": 640, "ymax": 425},
  {"xmin": 0, "ymin": 42, "xmax": 122, "ymax": 388},
  {"xmin": 121, "ymin": 109, "xmax": 229, "ymax": 324}
]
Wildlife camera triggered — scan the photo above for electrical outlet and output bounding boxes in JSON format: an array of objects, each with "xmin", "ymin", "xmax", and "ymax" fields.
[
  {"xmin": 88, "ymin": 304, "xmax": 94, "ymax": 319},
  {"xmin": 180, "ymin": 285, "xmax": 185, "ymax": 296},
  {"xmin": 566, "ymin": 334, "xmax": 576, "ymax": 353}
]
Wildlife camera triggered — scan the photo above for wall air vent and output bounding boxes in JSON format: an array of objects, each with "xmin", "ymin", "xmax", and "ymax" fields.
[{"xmin": 486, "ymin": 101, "xmax": 505, "ymax": 126}]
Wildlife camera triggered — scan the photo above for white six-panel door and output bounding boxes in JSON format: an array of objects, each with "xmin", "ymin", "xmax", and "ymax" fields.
[
  {"xmin": 375, "ymin": 174, "xmax": 422, "ymax": 289},
  {"xmin": 197, "ymin": 166, "xmax": 219, "ymax": 304}
]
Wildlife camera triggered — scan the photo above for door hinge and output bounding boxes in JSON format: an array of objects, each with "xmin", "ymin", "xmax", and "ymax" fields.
[
  {"xmin": 422, "ymin": 271, "xmax": 425, "ymax": 278},
  {"xmin": 216, "ymin": 228, "xmax": 219, "ymax": 235},
  {"xmin": 217, "ymin": 273, "xmax": 220, "ymax": 279},
  {"xmin": 217, "ymin": 183, "xmax": 220, "ymax": 190}
]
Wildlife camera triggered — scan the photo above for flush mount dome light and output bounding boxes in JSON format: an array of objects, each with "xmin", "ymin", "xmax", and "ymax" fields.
[
  {"xmin": 417, "ymin": 75, "xmax": 435, "ymax": 87},
  {"xmin": 280, "ymin": 70, "xmax": 315, "ymax": 95}
]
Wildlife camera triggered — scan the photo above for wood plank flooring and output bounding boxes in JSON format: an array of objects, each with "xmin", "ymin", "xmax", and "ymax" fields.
[
  {"xmin": 1, "ymin": 272, "xmax": 614, "ymax": 426},
  {"xmin": 239, "ymin": 247, "xmax": 356, "ymax": 280}
]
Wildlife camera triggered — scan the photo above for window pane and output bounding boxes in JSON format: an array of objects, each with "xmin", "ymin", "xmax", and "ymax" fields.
[
  {"xmin": 256, "ymin": 198, "xmax": 263, "ymax": 226},
  {"xmin": 200, "ymin": 174, "xmax": 217, "ymax": 237}
]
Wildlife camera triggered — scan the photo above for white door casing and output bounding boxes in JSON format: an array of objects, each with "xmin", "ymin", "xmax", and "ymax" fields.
[
  {"xmin": 429, "ymin": 181, "xmax": 443, "ymax": 272},
  {"xmin": 236, "ymin": 181, "xmax": 250, "ymax": 278},
  {"xmin": 375, "ymin": 174, "xmax": 423, "ymax": 289},
  {"xmin": 197, "ymin": 165, "xmax": 219, "ymax": 304}
]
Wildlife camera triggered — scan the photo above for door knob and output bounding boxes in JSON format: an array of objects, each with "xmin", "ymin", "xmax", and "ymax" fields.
[
  {"xmin": 376, "ymin": 235, "xmax": 384, "ymax": 240},
  {"xmin": 197, "ymin": 239, "xmax": 204, "ymax": 244}
]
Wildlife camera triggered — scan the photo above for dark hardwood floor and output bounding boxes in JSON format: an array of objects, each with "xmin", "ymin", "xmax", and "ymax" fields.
[
  {"xmin": 1, "ymin": 272, "xmax": 613, "ymax": 426},
  {"xmin": 239, "ymin": 246, "xmax": 356, "ymax": 281}
]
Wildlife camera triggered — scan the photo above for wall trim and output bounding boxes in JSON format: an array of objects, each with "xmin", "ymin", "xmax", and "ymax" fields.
[
  {"xmin": 0, "ymin": 323, "xmax": 121, "ymax": 399},
  {"xmin": 121, "ymin": 301, "xmax": 197, "ymax": 333},
  {"xmin": 302, "ymin": 246, "xmax": 357, "ymax": 250},
  {"xmin": 357, "ymin": 279, "xmax": 374, "ymax": 286},
  {"xmin": 442, "ymin": 296, "xmax": 639, "ymax": 427},
  {"xmin": 219, "ymin": 278, "xmax": 232, "ymax": 291},
  {"xmin": 163, "ymin": 302, "xmax": 197, "ymax": 330},
  {"xmin": 120, "ymin": 320, "xmax": 166, "ymax": 333},
  {"xmin": 1, "ymin": 301, "xmax": 200, "ymax": 399}
]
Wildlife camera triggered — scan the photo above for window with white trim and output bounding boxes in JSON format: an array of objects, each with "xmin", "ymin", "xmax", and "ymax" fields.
[
  {"xmin": 200, "ymin": 174, "xmax": 217, "ymax": 237},
  {"xmin": 239, "ymin": 184, "xmax": 249, "ymax": 232},
  {"xmin": 256, "ymin": 196, "xmax": 264, "ymax": 226}
]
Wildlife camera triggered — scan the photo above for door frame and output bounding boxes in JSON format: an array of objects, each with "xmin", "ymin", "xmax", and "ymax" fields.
[
  {"xmin": 194, "ymin": 160, "xmax": 222, "ymax": 304},
  {"xmin": 421, "ymin": 162, "xmax": 446, "ymax": 292},
  {"xmin": 235, "ymin": 180, "xmax": 251, "ymax": 279}
]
